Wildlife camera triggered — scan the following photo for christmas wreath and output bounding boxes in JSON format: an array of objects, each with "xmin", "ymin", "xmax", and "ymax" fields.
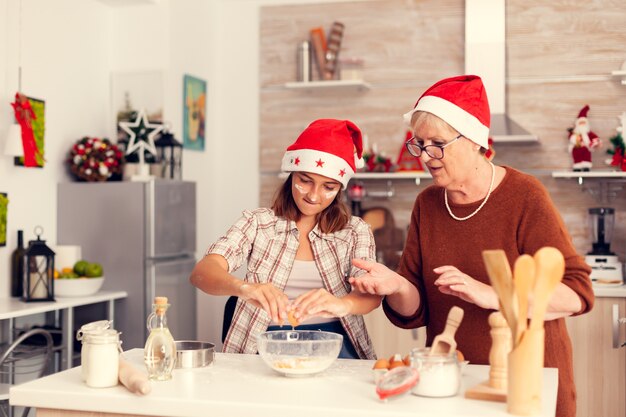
[{"xmin": 68, "ymin": 137, "xmax": 125, "ymax": 182}]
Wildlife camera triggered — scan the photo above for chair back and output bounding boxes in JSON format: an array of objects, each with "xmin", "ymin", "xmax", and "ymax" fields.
[
  {"xmin": 1, "ymin": 328, "xmax": 54, "ymax": 417},
  {"xmin": 222, "ymin": 296, "xmax": 238, "ymax": 343}
]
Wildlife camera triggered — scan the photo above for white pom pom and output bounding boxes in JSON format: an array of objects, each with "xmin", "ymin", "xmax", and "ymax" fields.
[
  {"xmin": 99, "ymin": 163, "xmax": 109, "ymax": 176},
  {"xmin": 355, "ymin": 156, "xmax": 365, "ymax": 169}
]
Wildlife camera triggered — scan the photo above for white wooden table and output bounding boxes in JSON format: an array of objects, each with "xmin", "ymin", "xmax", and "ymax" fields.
[{"xmin": 10, "ymin": 349, "xmax": 558, "ymax": 417}]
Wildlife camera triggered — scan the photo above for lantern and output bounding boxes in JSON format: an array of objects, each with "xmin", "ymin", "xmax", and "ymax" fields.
[
  {"xmin": 23, "ymin": 226, "xmax": 55, "ymax": 302},
  {"xmin": 154, "ymin": 129, "xmax": 183, "ymax": 180}
]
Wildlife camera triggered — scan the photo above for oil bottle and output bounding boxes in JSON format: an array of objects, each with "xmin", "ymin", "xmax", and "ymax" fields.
[{"xmin": 144, "ymin": 296, "xmax": 177, "ymax": 380}]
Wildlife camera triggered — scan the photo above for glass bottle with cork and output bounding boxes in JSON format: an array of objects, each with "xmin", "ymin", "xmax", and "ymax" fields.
[
  {"xmin": 10, "ymin": 230, "xmax": 25, "ymax": 297},
  {"xmin": 144, "ymin": 296, "xmax": 177, "ymax": 380}
]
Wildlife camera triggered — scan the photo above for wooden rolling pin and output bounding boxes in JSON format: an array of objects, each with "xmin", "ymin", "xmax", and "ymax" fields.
[{"xmin": 119, "ymin": 357, "xmax": 152, "ymax": 395}]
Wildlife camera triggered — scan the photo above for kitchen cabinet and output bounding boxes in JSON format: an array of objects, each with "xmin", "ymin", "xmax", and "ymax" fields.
[{"xmin": 566, "ymin": 296, "xmax": 626, "ymax": 417}]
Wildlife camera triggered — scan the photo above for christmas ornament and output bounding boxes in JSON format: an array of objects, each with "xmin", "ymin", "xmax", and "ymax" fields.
[
  {"xmin": 567, "ymin": 105, "xmax": 601, "ymax": 171},
  {"xmin": 119, "ymin": 109, "xmax": 163, "ymax": 180},
  {"xmin": 397, "ymin": 131, "xmax": 424, "ymax": 172},
  {"xmin": 605, "ymin": 111, "xmax": 626, "ymax": 172},
  {"xmin": 11, "ymin": 92, "xmax": 41, "ymax": 167},
  {"xmin": 67, "ymin": 137, "xmax": 124, "ymax": 182},
  {"xmin": 485, "ymin": 137, "xmax": 496, "ymax": 161}
]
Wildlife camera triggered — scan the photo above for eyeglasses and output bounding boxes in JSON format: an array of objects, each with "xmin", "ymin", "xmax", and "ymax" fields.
[{"xmin": 404, "ymin": 134, "xmax": 462, "ymax": 160}]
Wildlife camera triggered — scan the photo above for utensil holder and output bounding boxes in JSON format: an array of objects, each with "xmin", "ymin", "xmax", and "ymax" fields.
[{"xmin": 507, "ymin": 328, "xmax": 544, "ymax": 415}]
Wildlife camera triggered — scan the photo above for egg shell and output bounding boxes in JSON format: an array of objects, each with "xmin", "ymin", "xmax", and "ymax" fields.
[{"xmin": 373, "ymin": 358, "xmax": 390, "ymax": 370}]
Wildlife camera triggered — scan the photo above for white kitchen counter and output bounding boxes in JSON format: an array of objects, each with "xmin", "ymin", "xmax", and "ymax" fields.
[
  {"xmin": 0, "ymin": 291, "xmax": 128, "ymax": 320},
  {"xmin": 0, "ymin": 290, "xmax": 128, "ymax": 370},
  {"xmin": 10, "ymin": 348, "xmax": 558, "ymax": 417}
]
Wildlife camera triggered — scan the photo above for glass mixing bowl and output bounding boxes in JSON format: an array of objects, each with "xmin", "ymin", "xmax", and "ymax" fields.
[{"xmin": 257, "ymin": 330, "xmax": 343, "ymax": 377}]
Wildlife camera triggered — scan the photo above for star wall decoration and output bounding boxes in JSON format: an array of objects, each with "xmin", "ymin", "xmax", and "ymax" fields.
[{"xmin": 119, "ymin": 109, "xmax": 163, "ymax": 160}]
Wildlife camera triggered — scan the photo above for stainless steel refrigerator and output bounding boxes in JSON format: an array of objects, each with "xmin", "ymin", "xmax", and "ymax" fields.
[{"xmin": 57, "ymin": 180, "xmax": 197, "ymax": 349}]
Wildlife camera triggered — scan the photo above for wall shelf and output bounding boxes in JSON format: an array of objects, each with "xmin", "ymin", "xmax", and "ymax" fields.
[
  {"xmin": 278, "ymin": 171, "xmax": 430, "ymax": 186},
  {"xmin": 353, "ymin": 171, "xmax": 431, "ymax": 185},
  {"xmin": 552, "ymin": 170, "xmax": 626, "ymax": 202},
  {"xmin": 284, "ymin": 79, "xmax": 371, "ymax": 92},
  {"xmin": 611, "ymin": 70, "xmax": 626, "ymax": 85},
  {"xmin": 552, "ymin": 170, "xmax": 626, "ymax": 180}
]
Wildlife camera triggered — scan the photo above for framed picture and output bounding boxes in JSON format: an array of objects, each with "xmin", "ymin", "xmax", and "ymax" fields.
[
  {"xmin": 0, "ymin": 193, "xmax": 7, "ymax": 247},
  {"xmin": 14, "ymin": 96, "xmax": 45, "ymax": 168},
  {"xmin": 183, "ymin": 74, "xmax": 206, "ymax": 151},
  {"xmin": 111, "ymin": 71, "xmax": 163, "ymax": 163}
]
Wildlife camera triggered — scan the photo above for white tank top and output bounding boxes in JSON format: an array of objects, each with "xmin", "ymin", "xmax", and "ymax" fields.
[{"xmin": 274, "ymin": 259, "xmax": 338, "ymax": 325}]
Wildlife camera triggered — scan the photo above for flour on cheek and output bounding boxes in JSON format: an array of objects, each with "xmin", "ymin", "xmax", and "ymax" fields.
[
  {"xmin": 324, "ymin": 190, "xmax": 339, "ymax": 200},
  {"xmin": 294, "ymin": 183, "xmax": 308, "ymax": 194}
]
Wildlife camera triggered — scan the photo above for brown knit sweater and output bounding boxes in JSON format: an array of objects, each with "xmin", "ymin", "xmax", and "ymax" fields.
[{"xmin": 383, "ymin": 166, "xmax": 594, "ymax": 417}]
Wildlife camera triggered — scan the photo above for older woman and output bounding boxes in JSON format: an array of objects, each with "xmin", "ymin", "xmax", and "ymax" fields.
[{"xmin": 349, "ymin": 75, "xmax": 594, "ymax": 417}]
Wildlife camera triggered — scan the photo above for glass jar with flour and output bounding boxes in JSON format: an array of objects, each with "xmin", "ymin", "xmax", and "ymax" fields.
[
  {"xmin": 410, "ymin": 347, "xmax": 461, "ymax": 397},
  {"xmin": 82, "ymin": 328, "xmax": 121, "ymax": 388},
  {"xmin": 76, "ymin": 320, "xmax": 113, "ymax": 382}
]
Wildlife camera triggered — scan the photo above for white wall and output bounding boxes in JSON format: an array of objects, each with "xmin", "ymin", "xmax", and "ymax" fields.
[
  {"xmin": 0, "ymin": 0, "xmax": 111, "ymax": 296},
  {"xmin": 0, "ymin": 0, "xmax": 367, "ymax": 348}
]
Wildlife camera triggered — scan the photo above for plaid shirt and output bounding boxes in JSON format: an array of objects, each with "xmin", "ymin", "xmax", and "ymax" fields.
[{"xmin": 207, "ymin": 208, "xmax": 377, "ymax": 359}]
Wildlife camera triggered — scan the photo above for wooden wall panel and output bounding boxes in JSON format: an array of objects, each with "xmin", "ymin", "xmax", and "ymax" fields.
[
  {"xmin": 507, "ymin": 0, "xmax": 626, "ymax": 78},
  {"xmin": 259, "ymin": 0, "xmax": 626, "ymax": 263},
  {"xmin": 260, "ymin": 0, "xmax": 465, "ymax": 87}
]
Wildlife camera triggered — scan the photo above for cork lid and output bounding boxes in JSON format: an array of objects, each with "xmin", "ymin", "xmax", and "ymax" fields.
[{"xmin": 154, "ymin": 296, "xmax": 168, "ymax": 305}]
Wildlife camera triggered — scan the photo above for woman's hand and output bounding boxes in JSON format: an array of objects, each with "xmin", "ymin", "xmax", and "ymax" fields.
[
  {"xmin": 348, "ymin": 258, "xmax": 408, "ymax": 296},
  {"xmin": 433, "ymin": 265, "xmax": 498, "ymax": 310},
  {"xmin": 239, "ymin": 282, "xmax": 289, "ymax": 324},
  {"xmin": 290, "ymin": 288, "xmax": 350, "ymax": 322}
]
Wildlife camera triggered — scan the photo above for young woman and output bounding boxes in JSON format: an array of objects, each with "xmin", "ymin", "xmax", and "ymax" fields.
[{"xmin": 190, "ymin": 119, "xmax": 381, "ymax": 359}]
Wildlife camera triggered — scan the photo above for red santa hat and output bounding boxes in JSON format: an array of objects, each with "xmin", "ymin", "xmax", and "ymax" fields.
[
  {"xmin": 281, "ymin": 119, "xmax": 364, "ymax": 189},
  {"xmin": 403, "ymin": 75, "xmax": 491, "ymax": 148},
  {"xmin": 577, "ymin": 105, "xmax": 590, "ymax": 119}
]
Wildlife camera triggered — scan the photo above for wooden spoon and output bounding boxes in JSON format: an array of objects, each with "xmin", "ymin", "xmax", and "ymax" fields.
[
  {"xmin": 513, "ymin": 254, "xmax": 536, "ymax": 346},
  {"xmin": 430, "ymin": 306, "xmax": 464, "ymax": 356},
  {"xmin": 529, "ymin": 247, "xmax": 565, "ymax": 331},
  {"xmin": 482, "ymin": 250, "xmax": 518, "ymax": 340}
]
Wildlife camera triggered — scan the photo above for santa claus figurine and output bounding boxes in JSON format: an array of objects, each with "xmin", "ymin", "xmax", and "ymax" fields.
[{"xmin": 568, "ymin": 104, "xmax": 601, "ymax": 171}]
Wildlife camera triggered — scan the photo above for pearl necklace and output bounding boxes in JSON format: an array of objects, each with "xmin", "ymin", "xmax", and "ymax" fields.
[{"xmin": 444, "ymin": 161, "xmax": 496, "ymax": 221}]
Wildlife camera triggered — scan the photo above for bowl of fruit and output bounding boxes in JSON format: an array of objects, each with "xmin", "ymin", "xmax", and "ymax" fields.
[{"xmin": 54, "ymin": 260, "xmax": 104, "ymax": 298}]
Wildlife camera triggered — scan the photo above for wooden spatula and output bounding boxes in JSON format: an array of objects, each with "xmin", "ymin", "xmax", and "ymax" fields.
[
  {"xmin": 513, "ymin": 254, "xmax": 536, "ymax": 345},
  {"xmin": 529, "ymin": 247, "xmax": 565, "ymax": 330},
  {"xmin": 482, "ymin": 250, "xmax": 518, "ymax": 340},
  {"xmin": 430, "ymin": 306, "xmax": 464, "ymax": 356}
]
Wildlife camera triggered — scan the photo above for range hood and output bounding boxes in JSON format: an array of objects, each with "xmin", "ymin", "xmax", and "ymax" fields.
[{"xmin": 465, "ymin": 0, "xmax": 538, "ymax": 142}]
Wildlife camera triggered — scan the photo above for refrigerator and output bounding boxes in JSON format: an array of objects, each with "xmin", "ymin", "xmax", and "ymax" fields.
[{"xmin": 57, "ymin": 180, "xmax": 197, "ymax": 349}]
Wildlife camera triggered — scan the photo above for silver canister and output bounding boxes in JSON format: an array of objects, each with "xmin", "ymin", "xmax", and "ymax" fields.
[{"xmin": 296, "ymin": 41, "xmax": 312, "ymax": 82}]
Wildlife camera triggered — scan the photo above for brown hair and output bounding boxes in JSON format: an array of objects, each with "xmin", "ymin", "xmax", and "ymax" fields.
[{"xmin": 271, "ymin": 174, "xmax": 351, "ymax": 233}]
